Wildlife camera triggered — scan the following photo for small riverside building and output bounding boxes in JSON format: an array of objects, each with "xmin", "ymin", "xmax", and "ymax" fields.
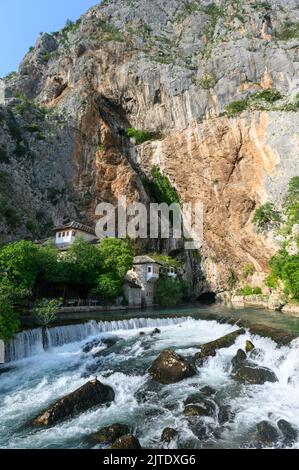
[
  {"xmin": 54, "ymin": 221, "xmax": 98, "ymax": 250},
  {"xmin": 126, "ymin": 256, "xmax": 162, "ymax": 307}
]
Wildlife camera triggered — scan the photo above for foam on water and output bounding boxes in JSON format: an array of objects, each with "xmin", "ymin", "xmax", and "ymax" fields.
[{"xmin": 0, "ymin": 316, "xmax": 298, "ymax": 449}]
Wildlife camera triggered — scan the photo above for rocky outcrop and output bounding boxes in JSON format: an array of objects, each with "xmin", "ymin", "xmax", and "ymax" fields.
[
  {"xmin": 94, "ymin": 423, "xmax": 130, "ymax": 444},
  {"xmin": 194, "ymin": 329, "xmax": 246, "ymax": 366},
  {"xmin": 234, "ymin": 364, "xmax": 278, "ymax": 385},
  {"xmin": 149, "ymin": 349, "xmax": 196, "ymax": 384},
  {"xmin": 34, "ymin": 379, "xmax": 115, "ymax": 426},
  {"xmin": 277, "ymin": 419, "xmax": 298, "ymax": 445},
  {"xmin": 255, "ymin": 421, "xmax": 279, "ymax": 447},
  {"xmin": 161, "ymin": 427, "xmax": 177, "ymax": 443},
  {"xmin": 1, "ymin": 0, "xmax": 299, "ymax": 291},
  {"xmin": 110, "ymin": 434, "xmax": 141, "ymax": 449}
]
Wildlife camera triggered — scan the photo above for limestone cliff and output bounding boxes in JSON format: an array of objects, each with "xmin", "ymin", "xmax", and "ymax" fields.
[{"xmin": 1, "ymin": 0, "xmax": 299, "ymax": 294}]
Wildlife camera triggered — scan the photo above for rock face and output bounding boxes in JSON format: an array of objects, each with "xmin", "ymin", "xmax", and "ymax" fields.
[
  {"xmin": 110, "ymin": 434, "xmax": 141, "ymax": 449},
  {"xmin": 277, "ymin": 419, "xmax": 298, "ymax": 444},
  {"xmin": 1, "ymin": 0, "xmax": 299, "ymax": 291},
  {"xmin": 34, "ymin": 380, "xmax": 115, "ymax": 426},
  {"xmin": 94, "ymin": 423, "xmax": 130, "ymax": 444},
  {"xmin": 149, "ymin": 349, "xmax": 196, "ymax": 384},
  {"xmin": 194, "ymin": 329, "xmax": 246, "ymax": 366}
]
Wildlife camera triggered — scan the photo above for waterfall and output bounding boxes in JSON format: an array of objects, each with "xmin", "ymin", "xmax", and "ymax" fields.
[{"xmin": 5, "ymin": 316, "xmax": 192, "ymax": 362}]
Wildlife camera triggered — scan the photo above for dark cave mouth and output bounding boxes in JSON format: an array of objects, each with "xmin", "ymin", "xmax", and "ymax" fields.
[{"xmin": 197, "ymin": 292, "xmax": 217, "ymax": 305}]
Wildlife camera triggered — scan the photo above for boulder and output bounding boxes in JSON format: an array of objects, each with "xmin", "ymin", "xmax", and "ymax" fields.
[
  {"xmin": 161, "ymin": 427, "xmax": 177, "ymax": 443},
  {"xmin": 94, "ymin": 423, "xmax": 130, "ymax": 444},
  {"xmin": 231, "ymin": 349, "xmax": 247, "ymax": 370},
  {"xmin": 149, "ymin": 349, "xmax": 196, "ymax": 384},
  {"xmin": 151, "ymin": 328, "xmax": 161, "ymax": 336},
  {"xmin": 194, "ymin": 329, "xmax": 246, "ymax": 366},
  {"xmin": 234, "ymin": 365, "xmax": 278, "ymax": 385},
  {"xmin": 277, "ymin": 419, "xmax": 298, "ymax": 444},
  {"xmin": 255, "ymin": 421, "xmax": 279, "ymax": 446},
  {"xmin": 101, "ymin": 337, "xmax": 119, "ymax": 348},
  {"xmin": 110, "ymin": 434, "xmax": 141, "ymax": 449},
  {"xmin": 184, "ymin": 404, "xmax": 210, "ymax": 418},
  {"xmin": 34, "ymin": 379, "xmax": 115, "ymax": 426},
  {"xmin": 200, "ymin": 385, "xmax": 217, "ymax": 396},
  {"xmin": 139, "ymin": 332, "xmax": 146, "ymax": 336},
  {"xmin": 245, "ymin": 340, "xmax": 255, "ymax": 353}
]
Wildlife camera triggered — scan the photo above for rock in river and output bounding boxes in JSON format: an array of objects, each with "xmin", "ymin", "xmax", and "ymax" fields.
[
  {"xmin": 110, "ymin": 434, "xmax": 141, "ymax": 449},
  {"xmin": 161, "ymin": 427, "xmax": 178, "ymax": 443},
  {"xmin": 277, "ymin": 419, "xmax": 298, "ymax": 444},
  {"xmin": 149, "ymin": 349, "xmax": 196, "ymax": 384},
  {"xmin": 34, "ymin": 379, "xmax": 115, "ymax": 426},
  {"xmin": 94, "ymin": 423, "xmax": 130, "ymax": 444},
  {"xmin": 255, "ymin": 421, "xmax": 279, "ymax": 446},
  {"xmin": 194, "ymin": 329, "xmax": 246, "ymax": 366},
  {"xmin": 234, "ymin": 365, "xmax": 278, "ymax": 385}
]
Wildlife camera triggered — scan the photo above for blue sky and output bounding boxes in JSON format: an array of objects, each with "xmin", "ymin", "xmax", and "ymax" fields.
[{"xmin": 0, "ymin": 0, "xmax": 99, "ymax": 77}]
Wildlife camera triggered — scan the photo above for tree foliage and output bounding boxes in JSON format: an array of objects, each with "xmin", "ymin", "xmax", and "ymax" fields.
[
  {"xmin": 143, "ymin": 166, "xmax": 180, "ymax": 205},
  {"xmin": 252, "ymin": 202, "xmax": 282, "ymax": 231},
  {"xmin": 154, "ymin": 278, "xmax": 187, "ymax": 306},
  {"xmin": 0, "ymin": 278, "xmax": 20, "ymax": 340},
  {"xmin": 33, "ymin": 298, "xmax": 62, "ymax": 327},
  {"xmin": 269, "ymin": 249, "xmax": 299, "ymax": 299}
]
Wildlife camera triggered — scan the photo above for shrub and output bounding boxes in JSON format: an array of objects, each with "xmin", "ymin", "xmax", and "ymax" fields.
[
  {"xmin": 274, "ymin": 21, "xmax": 299, "ymax": 41},
  {"xmin": 269, "ymin": 249, "xmax": 299, "ymax": 300},
  {"xmin": 155, "ymin": 278, "xmax": 187, "ymax": 306},
  {"xmin": 252, "ymin": 89, "xmax": 282, "ymax": 103},
  {"xmin": 126, "ymin": 128, "xmax": 153, "ymax": 144},
  {"xmin": 4, "ymin": 208, "xmax": 21, "ymax": 228},
  {"xmin": 225, "ymin": 98, "xmax": 249, "ymax": 117},
  {"xmin": 142, "ymin": 165, "xmax": 180, "ymax": 205},
  {"xmin": 253, "ymin": 202, "xmax": 282, "ymax": 231},
  {"xmin": 283, "ymin": 176, "xmax": 299, "ymax": 233},
  {"xmin": 239, "ymin": 285, "xmax": 262, "ymax": 296}
]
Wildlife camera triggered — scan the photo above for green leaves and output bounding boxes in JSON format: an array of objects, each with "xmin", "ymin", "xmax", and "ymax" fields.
[
  {"xmin": 253, "ymin": 203, "xmax": 282, "ymax": 231},
  {"xmin": 33, "ymin": 298, "xmax": 62, "ymax": 327},
  {"xmin": 0, "ymin": 278, "xmax": 20, "ymax": 340},
  {"xmin": 155, "ymin": 278, "xmax": 187, "ymax": 306},
  {"xmin": 143, "ymin": 166, "xmax": 180, "ymax": 205}
]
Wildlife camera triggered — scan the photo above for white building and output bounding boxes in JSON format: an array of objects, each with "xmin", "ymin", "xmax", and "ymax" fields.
[
  {"xmin": 126, "ymin": 256, "xmax": 163, "ymax": 307},
  {"xmin": 54, "ymin": 221, "xmax": 98, "ymax": 249}
]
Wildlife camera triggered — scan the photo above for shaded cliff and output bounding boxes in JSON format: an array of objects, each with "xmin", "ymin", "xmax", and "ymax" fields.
[{"xmin": 1, "ymin": 0, "xmax": 299, "ymax": 293}]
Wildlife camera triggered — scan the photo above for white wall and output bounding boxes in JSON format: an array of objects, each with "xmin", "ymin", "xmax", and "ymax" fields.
[{"xmin": 55, "ymin": 229, "xmax": 97, "ymax": 246}]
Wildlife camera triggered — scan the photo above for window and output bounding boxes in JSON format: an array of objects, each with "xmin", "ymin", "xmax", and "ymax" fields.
[
  {"xmin": 63, "ymin": 232, "xmax": 65, "ymax": 237},
  {"xmin": 72, "ymin": 231, "xmax": 76, "ymax": 237},
  {"xmin": 58, "ymin": 233, "xmax": 62, "ymax": 238},
  {"xmin": 66, "ymin": 231, "xmax": 70, "ymax": 236},
  {"xmin": 148, "ymin": 266, "xmax": 152, "ymax": 273}
]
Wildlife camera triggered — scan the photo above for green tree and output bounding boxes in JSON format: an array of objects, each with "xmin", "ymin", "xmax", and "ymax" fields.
[
  {"xmin": 0, "ymin": 240, "xmax": 39, "ymax": 291},
  {"xmin": 269, "ymin": 249, "xmax": 299, "ymax": 299},
  {"xmin": 154, "ymin": 278, "xmax": 187, "ymax": 306},
  {"xmin": 91, "ymin": 274, "xmax": 123, "ymax": 302},
  {"xmin": 283, "ymin": 176, "xmax": 299, "ymax": 233},
  {"xmin": 33, "ymin": 298, "xmax": 62, "ymax": 327},
  {"xmin": 0, "ymin": 278, "xmax": 20, "ymax": 340},
  {"xmin": 64, "ymin": 238, "xmax": 102, "ymax": 284},
  {"xmin": 98, "ymin": 238, "xmax": 133, "ymax": 278}
]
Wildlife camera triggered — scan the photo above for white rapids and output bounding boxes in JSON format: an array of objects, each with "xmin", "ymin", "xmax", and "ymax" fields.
[{"xmin": 0, "ymin": 316, "xmax": 298, "ymax": 449}]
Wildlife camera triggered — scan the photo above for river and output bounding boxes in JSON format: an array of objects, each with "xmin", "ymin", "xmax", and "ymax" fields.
[{"xmin": 0, "ymin": 305, "xmax": 298, "ymax": 449}]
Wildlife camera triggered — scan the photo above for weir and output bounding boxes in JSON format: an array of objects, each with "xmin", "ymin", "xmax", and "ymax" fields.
[{"xmin": 4, "ymin": 316, "xmax": 192, "ymax": 362}]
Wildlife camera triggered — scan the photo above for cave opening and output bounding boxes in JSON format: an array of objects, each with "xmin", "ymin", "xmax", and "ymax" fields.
[{"xmin": 197, "ymin": 292, "xmax": 216, "ymax": 305}]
